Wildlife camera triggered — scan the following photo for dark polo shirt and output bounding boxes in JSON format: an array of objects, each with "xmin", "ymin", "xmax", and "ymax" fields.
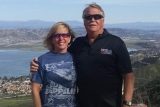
[{"xmin": 69, "ymin": 29, "xmax": 133, "ymax": 107}]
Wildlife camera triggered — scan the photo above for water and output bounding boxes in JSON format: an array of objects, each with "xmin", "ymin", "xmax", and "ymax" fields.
[
  {"xmin": 0, "ymin": 48, "xmax": 137, "ymax": 77},
  {"xmin": 0, "ymin": 49, "xmax": 46, "ymax": 77},
  {"xmin": 128, "ymin": 48, "xmax": 137, "ymax": 52}
]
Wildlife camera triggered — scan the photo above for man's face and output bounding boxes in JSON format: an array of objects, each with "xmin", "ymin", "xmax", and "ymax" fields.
[{"xmin": 83, "ymin": 7, "xmax": 104, "ymax": 33}]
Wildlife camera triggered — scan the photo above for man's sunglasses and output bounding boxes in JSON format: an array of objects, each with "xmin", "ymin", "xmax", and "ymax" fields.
[
  {"xmin": 83, "ymin": 14, "xmax": 104, "ymax": 20},
  {"xmin": 52, "ymin": 33, "xmax": 70, "ymax": 39}
]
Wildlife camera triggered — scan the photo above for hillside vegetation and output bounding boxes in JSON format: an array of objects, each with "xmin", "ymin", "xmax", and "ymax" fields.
[
  {"xmin": 133, "ymin": 60, "xmax": 160, "ymax": 107},
  {"xmin": 0, "ymin": 96, "xmax": 33, "ymax": 107}
]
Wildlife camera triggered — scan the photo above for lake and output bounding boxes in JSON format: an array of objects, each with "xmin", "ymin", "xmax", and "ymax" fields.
[
  {"xmin": 0, "ymin": 48, "xmax": 137, "ymax": 77},
  {"xmin": 0, "ymin": 49, "xmax": 46, "ymax": 77}
]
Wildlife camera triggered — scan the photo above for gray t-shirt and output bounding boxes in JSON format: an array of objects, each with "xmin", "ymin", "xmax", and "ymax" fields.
[{"xmin": 32, "ymin": 51, "xmax": 76, "ymax": 107}]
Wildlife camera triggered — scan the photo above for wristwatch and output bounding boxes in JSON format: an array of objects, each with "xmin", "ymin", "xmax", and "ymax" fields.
[{"xmin": 123, "ymin": 100, "xmax": 132, "ymax": 106}]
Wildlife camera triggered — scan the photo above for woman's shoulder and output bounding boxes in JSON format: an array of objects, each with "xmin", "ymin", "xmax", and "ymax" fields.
[{"xmin": 38, "ymin": 51, "xmax": 52, "ymax": 60}]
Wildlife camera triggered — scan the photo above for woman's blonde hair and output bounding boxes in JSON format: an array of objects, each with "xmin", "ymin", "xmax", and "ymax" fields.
[{"xmin": 43, "ymin": 22, "xmax": 75, "ymax": 51}]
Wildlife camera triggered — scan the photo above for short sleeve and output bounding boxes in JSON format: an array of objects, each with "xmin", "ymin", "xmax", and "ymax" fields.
[
  {"xmin": 31, "ymin": 71, "xmax": 43, "ymax": 84},
  {"xmin": 117, "ymin": 41, "xmax": 133, "ymax": 74}
]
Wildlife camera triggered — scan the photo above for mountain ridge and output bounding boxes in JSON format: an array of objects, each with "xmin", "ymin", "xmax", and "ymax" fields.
[{"xmin": 0, "ymin": 20, "xmax": 160, "ymax": 30}]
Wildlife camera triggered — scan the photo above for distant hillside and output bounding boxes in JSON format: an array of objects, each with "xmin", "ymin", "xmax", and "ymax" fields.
[
  {"xmin": 0, "ymin": 27, "xmax": 159, "ymax": 49},
  {"xmin": 0, "ymin": 20, "xmax": 160, "ymax": 30},
  {"xmin": 0, "ymin": 20, "xmax": 54, "ymax": 29},
  {"xmin": 107, "ymin": 22, "xmax": 160, "ymax": 30},
  {"xmin": 0, "ymin": 20, "xmax": 160, "ymax": 49},
  {"xmin": 0, "ymin": 20, "xmax": 83, "ymax": 29}
]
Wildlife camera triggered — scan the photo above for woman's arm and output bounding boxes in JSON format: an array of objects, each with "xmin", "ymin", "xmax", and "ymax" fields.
[{"xmin": 32, "ymin": 82, "xmax": 42, "ymax": 107}]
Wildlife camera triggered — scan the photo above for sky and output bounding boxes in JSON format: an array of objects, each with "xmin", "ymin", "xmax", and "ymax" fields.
[{"xmin": 0, "ymin": 0, "xmax": 160, "ymax": 24}]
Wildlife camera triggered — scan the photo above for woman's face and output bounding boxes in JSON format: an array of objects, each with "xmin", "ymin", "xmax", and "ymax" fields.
[{"xmin": 52, "ymin": 25, "xmax": 71, "ymax": 53}]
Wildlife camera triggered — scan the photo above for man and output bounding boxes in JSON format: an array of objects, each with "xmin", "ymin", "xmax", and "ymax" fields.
[{"xmin": 31, "ymin": 3, "xmax": 135, "ymax": 107}]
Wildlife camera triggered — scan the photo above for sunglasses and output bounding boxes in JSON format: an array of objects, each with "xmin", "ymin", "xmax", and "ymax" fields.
[
  {"xmin": 52, "ymin": 33, "xmax": 70, "ymax": 39},
  {"xmin": 83, "ymin": 14, "xmax": 104, "ymax": 20}
]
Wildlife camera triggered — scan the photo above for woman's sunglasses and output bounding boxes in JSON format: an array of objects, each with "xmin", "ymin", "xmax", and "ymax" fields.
[
  {"xmin": 52, "ymin": 33, "xmax": 70, "ymax": 39},
  {"xmin": 83, "ymin": 14, "xmax": 104, "ymax": 21}
]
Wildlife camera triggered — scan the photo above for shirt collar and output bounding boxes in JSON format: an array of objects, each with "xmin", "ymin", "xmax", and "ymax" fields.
[{"xmin": 84, "ymin": 29, "xmax": 109, "ymax": 43}]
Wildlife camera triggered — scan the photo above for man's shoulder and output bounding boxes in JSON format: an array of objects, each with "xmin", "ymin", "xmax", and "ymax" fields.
[
  {"xmin": 107, "ymin": 32, "xmax": 122, "ymax": 40},
  {"xmin": 39, "ymin": 51, "xmax": 50, "ymax": 57},
  {"xmin": 103, "ymin": 29, "xmax": 122, "ymax": 41},
  {"xmin": 72, "ymin": 36, "xmax": 86, "ymax": 45},
  {"xmin": 38, "ymin": 51, "xmax": 52, "ymax": 61},
  {"xmin": 105, "ymin": 32, "xmax": 124, "ymax": 44},
  {"xmin": 69, "ymin": 37, "xmax": 86, "ymax": 53},
  {"xmin": 75, "ymin": 36, "xmax": 86, "ymax": 41}
]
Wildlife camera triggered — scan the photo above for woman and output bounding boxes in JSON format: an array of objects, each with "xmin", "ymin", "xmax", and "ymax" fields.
[{"xmin": 31, "ymin": 22, "xmax": 76, "ymax": 107}]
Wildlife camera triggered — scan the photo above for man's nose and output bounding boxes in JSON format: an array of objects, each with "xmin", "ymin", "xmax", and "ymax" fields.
[{"xmin": 91, "ymin": 17, "xmax": 95, "ymax": 21}]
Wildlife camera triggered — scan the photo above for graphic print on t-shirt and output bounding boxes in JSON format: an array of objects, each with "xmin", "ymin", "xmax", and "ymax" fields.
[
  {"xmin": 42, "ymin": 60, "xmax": 76, "ymax": 107},
  {"xmin": 45, "ymin": 61, "xmax": 74, "ymax": 80}
]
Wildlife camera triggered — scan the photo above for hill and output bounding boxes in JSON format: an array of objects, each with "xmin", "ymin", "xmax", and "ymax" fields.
[
  {"xmin": 107, "ymin": 22, "xmax": 160, "ymax": 30},
  {"xmin": 0, "ymin": 27, "xmax": 160, "ymax": 49},
  {"xmin": 0, "ymin": 20, "xmax": 83, "ymax": 29},
  {"xmin": 1, "ymin": 20, "xmax": 160, "ymax": 30}
]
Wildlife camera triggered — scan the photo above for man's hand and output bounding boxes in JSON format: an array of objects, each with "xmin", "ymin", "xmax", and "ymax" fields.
[{"xmin": 30, "ymin": 58, "xmax": 39, "ymax": 72}]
